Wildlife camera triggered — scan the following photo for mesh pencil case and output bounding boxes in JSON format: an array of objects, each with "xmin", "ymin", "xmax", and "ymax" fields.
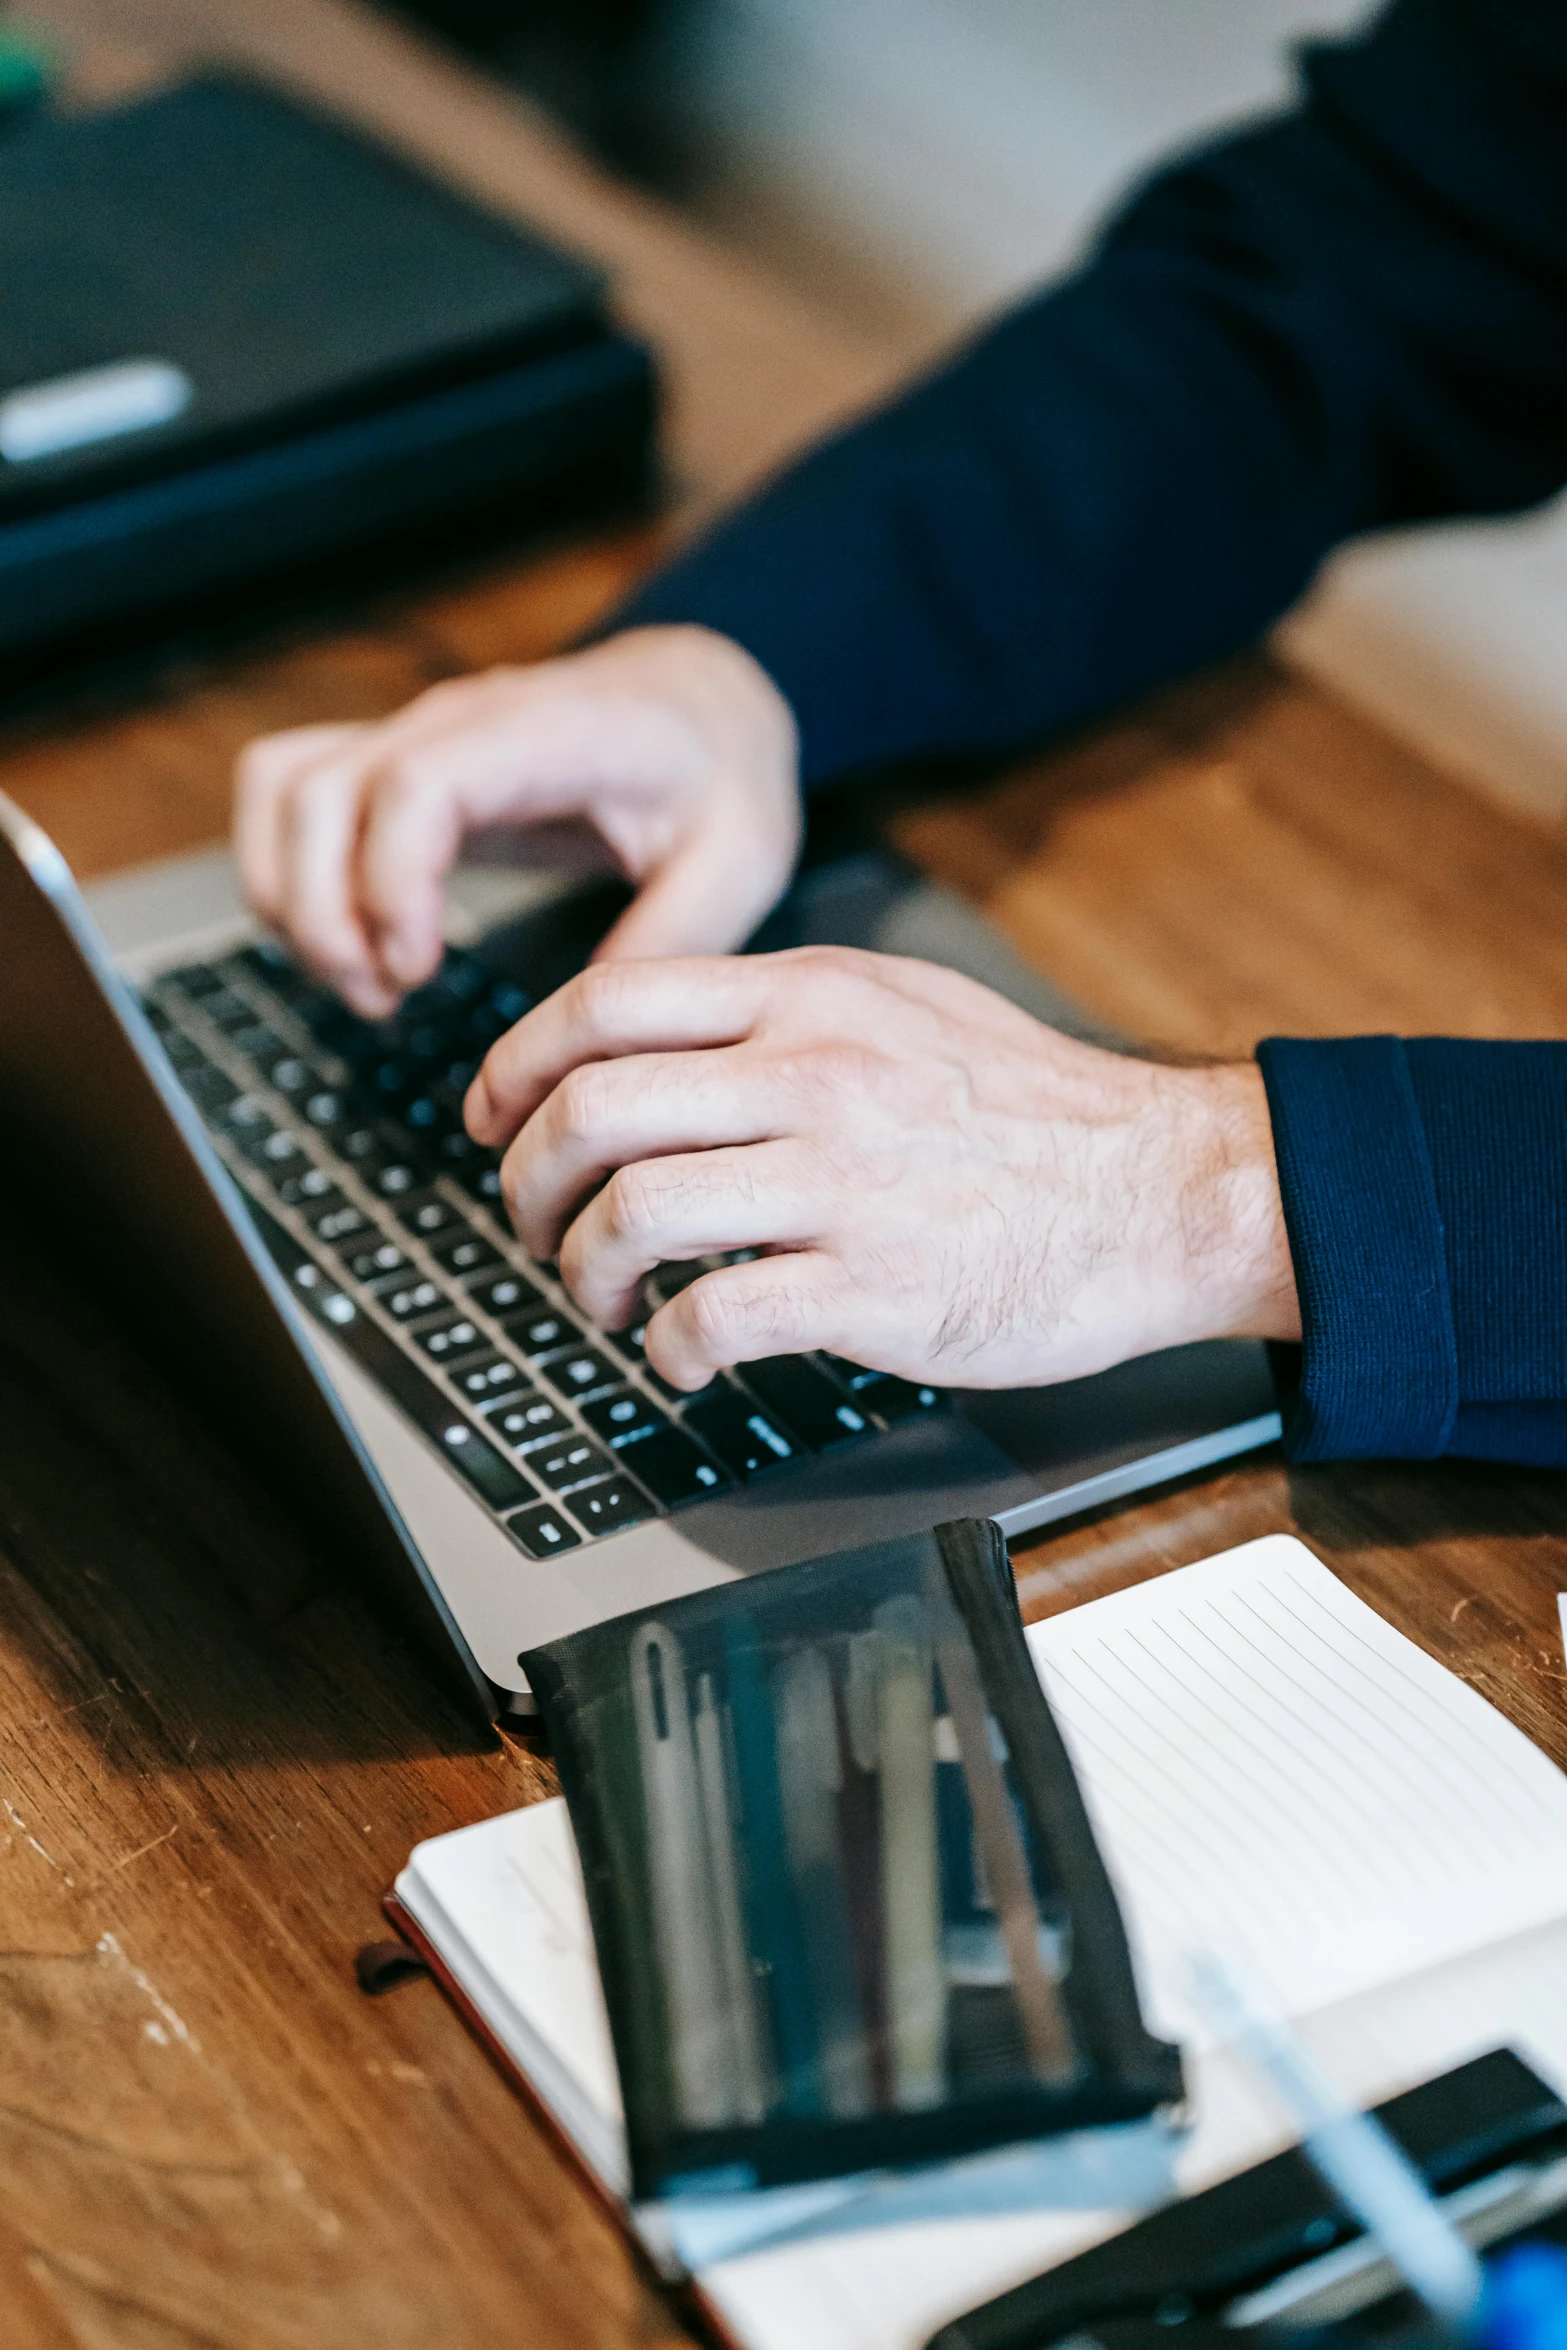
[{"xmin": 521, "ymin": 1517, "xmax": 1182, "ymax": 2200}]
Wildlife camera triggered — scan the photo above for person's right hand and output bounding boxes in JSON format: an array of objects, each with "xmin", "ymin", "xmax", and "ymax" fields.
[{"xmin": 233, "ymin": 624, "xmax": 801, "ymax": 1019}]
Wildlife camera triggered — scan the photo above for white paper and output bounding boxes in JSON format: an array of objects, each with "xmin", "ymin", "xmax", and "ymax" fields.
[
  {"xmin": 1027, "ymin": 1536, "xmax": 1567, "ymax": 2036},
  {"xmin": 398, "ymin": 1535, "xmax": 1567, "ymax": 2350}
]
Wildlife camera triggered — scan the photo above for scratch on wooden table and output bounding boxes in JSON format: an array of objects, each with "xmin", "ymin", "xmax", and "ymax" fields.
[
  {"xmin": 96, "ymin": 1933, "xmax": 201, "ymax": 2055},
  {"xmin": 86, "ymin": 1824, "xmax": 179, "ymax": 1890},
  {"xmin": 2, "ymin": 1799, "xmax": 74, "ymax": 1885}
]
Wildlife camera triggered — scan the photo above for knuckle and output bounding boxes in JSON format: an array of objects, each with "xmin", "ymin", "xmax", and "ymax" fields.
[
  {"xmin": 601, "ymin": 1163, "xmax": 662, "ymax": 1249},
  {"xmin": 573, "ymin": 960, "xmax": 637, "ymax": 1036},
  {"xmin": 405, "ymin": 673, "xmax": 481, "ymax": 722},
  {"xmin": 682, "ymin": 1274, "xmax": 741, "ymax": 1358},
  {"xmin": 369, "ymin": 747, "xmax": 441, "ymax": 813},
  {"xmin": 799, "ymin": 1038, "xmax": 881, "ymax": 1097},
  {"xmin": 234, "ymin": 732, "xmax": 295, "ymax": 792},
  {"xmin": 682, "ymin": 1268, "xmax": 815, "ymax": 1362},
  {"xmin": 552, "ymin": 1063, "xmax": 613, "ymax": 1150},
  {"xmin": 794, "ymin": 943, "xmax": 869, "ymax": 990}
]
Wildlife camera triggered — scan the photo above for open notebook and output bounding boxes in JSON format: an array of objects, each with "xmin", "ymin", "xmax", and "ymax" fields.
[{"xmin": 389, "ymin": 1535, "xmax": 1567, "ymax": 2350}]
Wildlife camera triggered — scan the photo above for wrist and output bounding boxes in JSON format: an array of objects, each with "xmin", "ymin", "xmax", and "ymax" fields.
[
  {"xmin": 618, "ymin": 623, "xmax": 799, "ymax": 775},
  {"xmin": 1174, "ymin": 1062, "xmax": 1302, "ymax": 1346}
]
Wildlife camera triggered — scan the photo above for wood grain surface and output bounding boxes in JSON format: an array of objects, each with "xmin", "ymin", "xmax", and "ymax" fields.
[{"xmin": 2, "ymin": 7, "xmax": 1566, "ymax": 2347}]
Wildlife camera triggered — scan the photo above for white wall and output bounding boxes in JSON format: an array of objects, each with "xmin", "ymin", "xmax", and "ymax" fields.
[{"xmin": 668, "ymin": 0, "xmax": 1374, "ymax": 321}]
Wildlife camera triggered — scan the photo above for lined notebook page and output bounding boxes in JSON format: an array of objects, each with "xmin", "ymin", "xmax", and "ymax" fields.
[
  {"xmin": 399, "ymin": 1801, "xmax": 627, "ymax": 2189},
  {"xmin": 1026, "ymin": 1535, "xmax": 1567, "ymax": 2033}
]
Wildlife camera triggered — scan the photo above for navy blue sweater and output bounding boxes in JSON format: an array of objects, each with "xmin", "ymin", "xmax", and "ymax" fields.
[{"xmin": 618, "ymin": 0, "xmax": 1567, "ymax": 1466}]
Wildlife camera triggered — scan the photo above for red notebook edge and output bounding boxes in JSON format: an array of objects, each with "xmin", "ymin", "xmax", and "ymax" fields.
[{"xmin": 379, "ymin": 1888, "xmax": 747, "ymax": 2350}]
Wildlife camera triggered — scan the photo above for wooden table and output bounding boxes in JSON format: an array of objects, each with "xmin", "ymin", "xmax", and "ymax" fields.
[{"xmin": 4, "ymin": 12, "xmax": 1567, "ymax": 2349}]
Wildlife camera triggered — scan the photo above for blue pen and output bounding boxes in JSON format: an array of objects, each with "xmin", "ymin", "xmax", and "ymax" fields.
[{"xmin": 1187, "ymin": 1950, "xmax": 1486, "ymax": 2343}]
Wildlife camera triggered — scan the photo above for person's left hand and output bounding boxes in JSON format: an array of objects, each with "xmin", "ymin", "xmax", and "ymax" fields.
[{"xmin": 465, "ymin": 946, "xmax": 1301, "ymax": 1391}]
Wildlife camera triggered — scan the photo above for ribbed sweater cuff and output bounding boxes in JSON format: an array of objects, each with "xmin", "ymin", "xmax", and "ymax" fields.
[{"xmin": 1256, "ymin": 1036, "xmax": 1458, "ymax": 1460}]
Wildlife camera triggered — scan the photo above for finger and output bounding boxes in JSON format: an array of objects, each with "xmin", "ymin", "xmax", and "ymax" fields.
[
  {"xmin": 234, "ymin": 723, "xmax": 368, "ymax": 930},
  {"xmin": 354, "ymin": 754, "xmax": 467, "ymax": 997},
  {"xmin": 500, "ymin": 1047, "xmax": 791, "ymax": 1259},
  {"xmin": 555, "ymin": 1139, "xmax": 819, "ymax": 1329},
  {"xmin": 644, "ymin": 1252, "xmax": 849, "ymax": 1387},
  {"xmin": 275, "ymin": 754, "xmax": 395, "ymax": 1017},
  {"xmin": 354, "ymin": 694, "xmax": 704, "ymax": 993},
  {"xmin": 467, "ymin": 956, "xmax": 777, "ymax": 1145},
  {"xmin": 593, "ymin": 810, "xmax": 789, "ymax": 963},
  {"xmin": 353, "ymin": 713, "xmax": 583, "ymax": 995}
]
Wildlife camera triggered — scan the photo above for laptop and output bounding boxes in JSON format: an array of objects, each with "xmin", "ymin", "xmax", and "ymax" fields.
[
  {"xmin": 0, "ymin": 77, "xmax": 653, "ymax": 685},
  {"xmin": 0, "ymin": 795, "xmax": 1282, "ymax": 1722}
]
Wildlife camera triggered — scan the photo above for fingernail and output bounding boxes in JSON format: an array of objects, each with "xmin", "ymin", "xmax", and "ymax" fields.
[
  {"xmin": 383, "ymin": 928, "xmax": 430, "ymax": 986},
  {"xmin": 343, "ymin": 977, "xmax": 393, "ymax": 1018},
  {"xmin": 462, "ymin": 1072, "xmax": 492, "ymax": 1142}
]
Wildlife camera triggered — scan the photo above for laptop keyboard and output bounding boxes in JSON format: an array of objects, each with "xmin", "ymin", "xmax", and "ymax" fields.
[{"xmin": 141, "ymin": 941, "xmax": 946, "ymax": 1560}]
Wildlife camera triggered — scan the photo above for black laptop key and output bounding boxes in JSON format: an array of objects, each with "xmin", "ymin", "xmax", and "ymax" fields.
[
  {"xmin": 222, "ymin": 1091, "xmax": 273, "ymax": 1141},
  {"xmin": 276, "ymin": 1163, "xmax": 338, "ymax": 1208},
  {"xmin": 279, "ymin": 1257, "xmax": 360, "ymax": 1333},
  {"xmin": 683, "ymin": 1385, "xmax": 801, "ymax": 1479},
  {"xmin": 470, "ymin": 1271, "xmax": 543, "ymax": 1320},
  {"xmin": 435, "ymin": 1420, "xmax": 538, "ymax": 1513},
  {"xmin": 539, "ymin": 1346, "xmax": 620, "ymax": 1402},
  {"xmin": 580, "ymin": 1387, "xmax": 669, "ymax": 1447},
  {"xmin": 247, "ymin": 1198, "xmax": 313, "ymax": 1281},
  {"xmin": 305, "ymin": 1193, "xmax": 370, "ymax": 1245},
  {"xmin": 370, "ymin": 1159, "xmax": 423, "ymax": 1200},
  {"xmin": 376, "ymin": 1276, "xmax": 450, "ymax": 1323},
  {"xmin": 248, "ymin": 1127, "xmax": 309, "ymax": 1177},
  {"xmin": 506, "ymin": 1502, "xmax": 581, "ymax": 1559},
  {"xmin": 231, "ymin": 1020, "xmax": 286, "ymax": 1063},
  {"xmin": 232, "ymin": 941, "xmax": 314, "ymax": 1004},
  {"xmin": 568, "ymin": 1477, "xmax": 652, "ymax": 1538},
  {"xmin": 504, "ymin": 1306, "xmax": 580, "ymax": 1359},
  {"xmin": 447, "ymin": 1352, "xmax": 529, "ymax": 1406},
  {"xmin": 604, "ymin": 1316, "xmax": 686, "ymax": 1401},
  {"xmin": 260, "ymin": 1053, "xmax": 317, "ymax": 1096},
  {"xmin": 181, "ymin": 1062, "xmax": 239, "ymax": 1113},
  {"xmin": 865, "ymin": 1375, "xmax": 947, "ymax": 1423},
  {"xmin": 415, "ymin": 1313, "xmax": 491, "ymax": 1366},
  {"xmin": 742, "ymin": 1356, "xmax": 873, "ymax": 1449},
  {"xmin": 158, "ymin": 1026, "xmax": 205, "ymax": 1071},
  {"xmin": 199, "ymin": 986, "xmax": 253, "ymax": 1030},
  {"xmin": 338, "ymin": 1123, "xmax": 387, "ymax": 1166},
  {"xmin": 246, "ymin": 1220, "xmax": 478, "ymax": 1459},
  {"xmin": 393, "ymin": 1190, "xmax": 462, "ymax": 1239},
  {"xmin": 302, "ymin": 1087, "xmax": 348, "ymax": 1131},
  {"xmin": 167, "ymin": 959, "xmax": 224, "ymax": 998},
  {"xmin": 400, "ymin": 1093, "xmax": 455, "ymax": 1139},
  {"xmin": 338, "ymin": 1236, "xmax": 408, "ymax": 1283},
  {"xmin": 483, "ymin": 1394, "xmax": 571, "ymax": 1449},
  {"xmin": 455, "ymin": 1157, "xmax": 504, "ymax": 1207},
  {"xmin": 528, "ymin": 1434, "xmax": 613, "ymax": 1492},
  {"xmin": 431, "ymin": 1229, "xmax": 503, "ymax": 1279},
  {"xmin": 615, "ymin": 1426, "xmax": 729, "ymax": 1506}
]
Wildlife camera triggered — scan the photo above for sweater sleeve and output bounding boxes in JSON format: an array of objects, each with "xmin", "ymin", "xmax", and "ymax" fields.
[
  {"xmin": 616, "ymin": 0, "xmax": 1567, "ymax": 789},
  {"xmin": 1257, "ymin": 1036, "xmax": 1567, "ymax": 1466}
]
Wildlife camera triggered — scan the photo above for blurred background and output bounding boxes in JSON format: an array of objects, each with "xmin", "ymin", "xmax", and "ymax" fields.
[
  {"xmin": 390, "ymin": 0, "xmax": 1567, "ymax": 823},
  {"xmin": 6, "ymin": 0, "xmax": 1567, "ymax": 814},
  {"xmin": 387, "ymin": 0, "xmax": 1373, "ymax": 339}
]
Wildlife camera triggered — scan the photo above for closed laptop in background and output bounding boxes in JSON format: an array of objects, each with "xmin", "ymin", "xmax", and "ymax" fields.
[{"xmin": 0, "ymin": 76, "xmax": 656, "ymax": 681}]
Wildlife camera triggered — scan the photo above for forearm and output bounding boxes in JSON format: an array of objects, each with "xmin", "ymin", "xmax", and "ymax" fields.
[{"xmin": 619, "ymin": 0, "xmax": 1567, "ymax": 789}]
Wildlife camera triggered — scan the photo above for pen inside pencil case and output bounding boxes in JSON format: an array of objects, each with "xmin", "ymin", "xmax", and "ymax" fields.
[
  {"xmin": 628, "ymin": 1596, "xmax": 1078, "ymax": 2137},
  {"xmin": 524, "ymin": 1519, "xmax": 1181, "ymax": 2196}
]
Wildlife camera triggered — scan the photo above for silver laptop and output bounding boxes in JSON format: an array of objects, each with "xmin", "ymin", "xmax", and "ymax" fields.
[{"xmin": 0, "ymin": 791, "xmax": 1281, "ymax": 1722}]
